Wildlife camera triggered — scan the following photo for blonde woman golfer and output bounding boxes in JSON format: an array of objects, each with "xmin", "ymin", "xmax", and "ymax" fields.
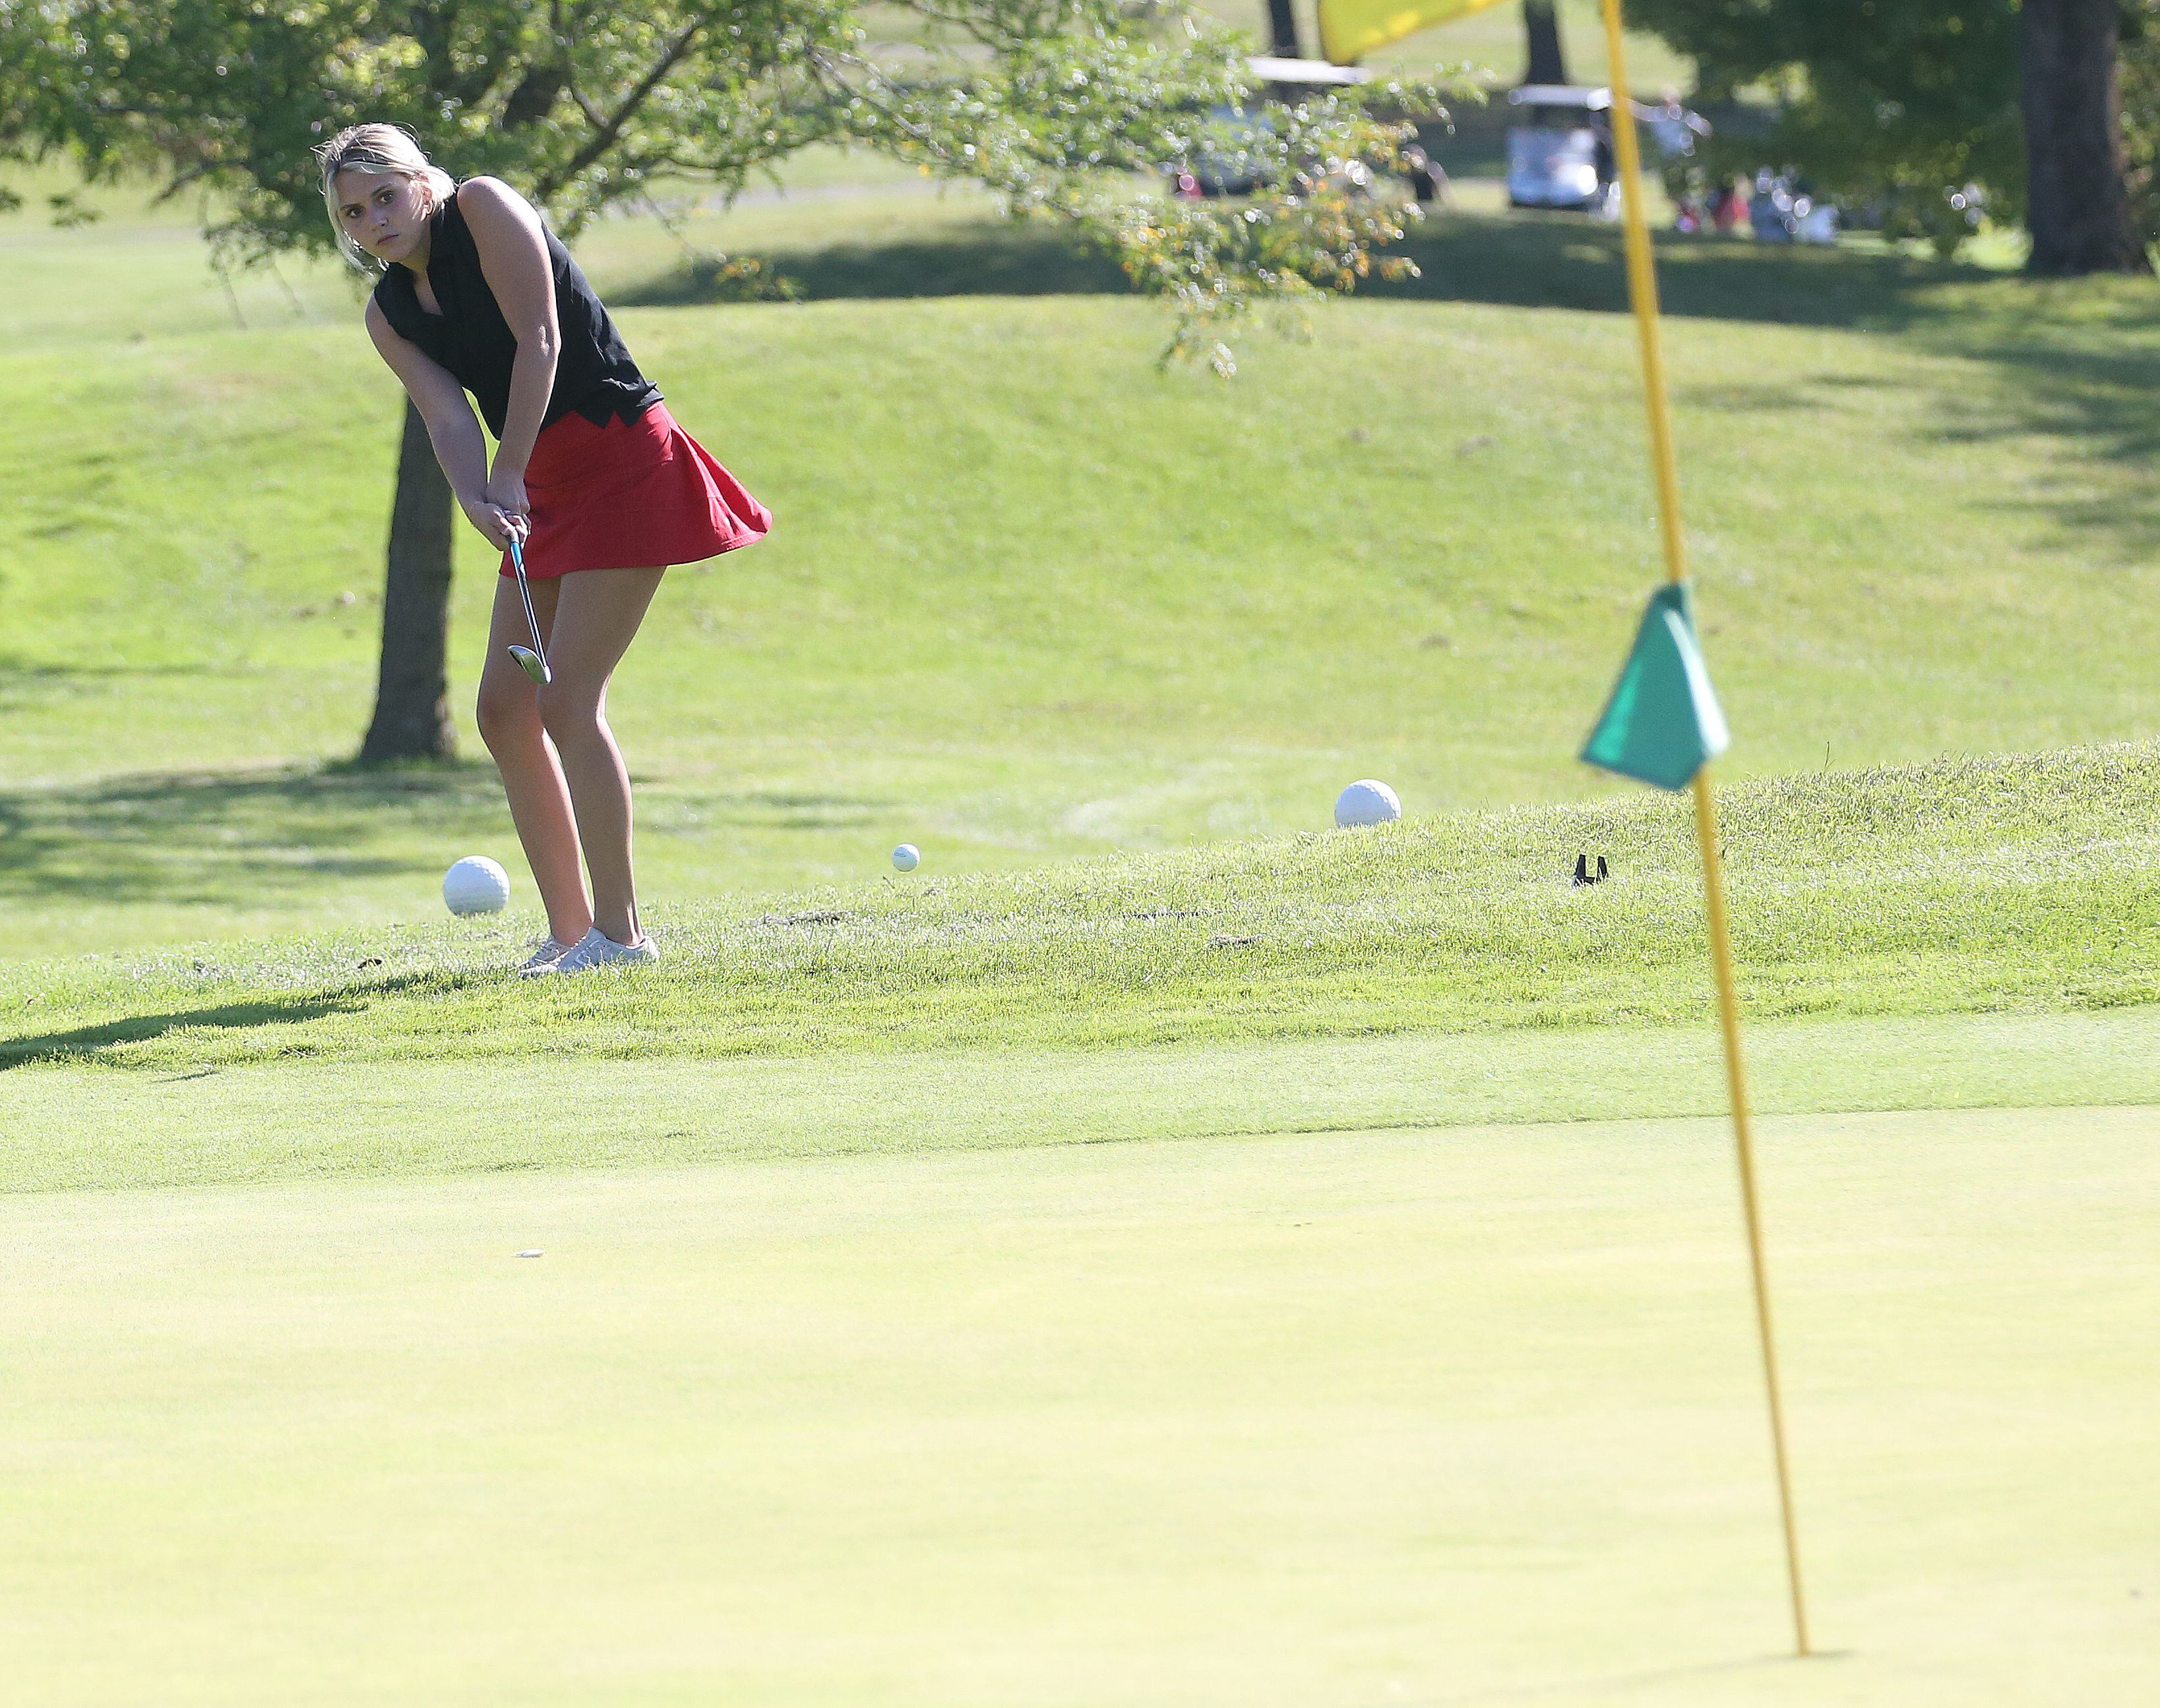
[{"xmin": 319, "ymin": 123, "xmax": 769, "ymax": 974}]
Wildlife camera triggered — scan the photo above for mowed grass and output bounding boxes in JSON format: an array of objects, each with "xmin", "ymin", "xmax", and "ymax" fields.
[
  {"xmin": 7, "ymin": 171, "xmax": 2160, "ymax": 951},
  {"xmin": 7, "ymin": 738, "xmax": 2158, "ymax": 1201},
  {"xmin": 6, "ymin": 741, "xmax": 2160, "ymax": 1080},
  {"xmin": 13, "ymin": 1003, "xmax": 2160, "ymax": 1195},
  {"xmin": 4, "ymin": 1104, "xmax": 2155, "ymax": 1705}
]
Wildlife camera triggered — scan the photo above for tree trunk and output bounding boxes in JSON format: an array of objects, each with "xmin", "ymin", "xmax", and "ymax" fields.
[
  {"xmin": 1524, "ymin": 1, "xmax": 1567, "ymax": 86},
  {"xmin": 357, "ymin": 400, "xmax": 459, "ymax": 764},
  {"xmin": 2023, "ymin": 0, "xmax": 2152, "ymax": 275},
  {"xmin": 1266, "ymin": 0, "xmax": 1301, "ymax": 58}
]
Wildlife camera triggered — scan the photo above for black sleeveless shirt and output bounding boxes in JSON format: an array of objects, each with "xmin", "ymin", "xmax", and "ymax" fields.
[{"xmin": 373, "ymin": 189, "xmax": 661, "ymax": 440}]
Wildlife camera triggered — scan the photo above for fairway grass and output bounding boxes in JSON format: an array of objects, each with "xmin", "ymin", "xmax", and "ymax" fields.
[{"xmin": 5, "ymin": 1105, "xmax": 2154, "ymax": 1706}]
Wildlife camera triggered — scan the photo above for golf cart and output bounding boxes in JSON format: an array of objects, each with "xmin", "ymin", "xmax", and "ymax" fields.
[{"xmin": 1504, "ymin": 85, "xmax": 1707, "ymax": 216}]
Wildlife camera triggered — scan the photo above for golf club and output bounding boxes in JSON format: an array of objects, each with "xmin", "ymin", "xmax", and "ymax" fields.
[{"xmin": 506, "ymin": 532, "xmax": 552, "ymax": 685}]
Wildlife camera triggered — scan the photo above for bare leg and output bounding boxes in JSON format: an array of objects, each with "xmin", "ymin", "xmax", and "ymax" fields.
[
  {"xmin": 538, "ymin": 566, "xmax": 666, "ymax": 945},
  {"xmin": 476, "ymin": 573, "xmax": 592, "ymax": 945}
]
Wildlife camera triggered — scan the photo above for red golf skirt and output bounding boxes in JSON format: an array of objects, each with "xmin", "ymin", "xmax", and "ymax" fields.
[{"xmin": 500, "ymin": 400, "xmax": 770, "ymax": 579}]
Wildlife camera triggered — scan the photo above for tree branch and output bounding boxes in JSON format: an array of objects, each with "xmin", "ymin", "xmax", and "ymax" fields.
[
  {"xmin": 559, "ymin": 45, "xmax": 609, "ymax": 132},
  {"xmin": 150, "ymin": 159, "xmax": 221, "ymax": 203},
  {"xmin": 803, "ymin": 46, "xmax": 968, "ymax": 165},
  {"xmin": 890, "ymin": 0, "xmax": 1008, "ymax": 51},
  {"xmin": 536, "ymin": 17, "xmax": 705, "ymax": 197},
  {"xmin": 543, "ymin": 0, "xmax": 588, "ymax": 117}
]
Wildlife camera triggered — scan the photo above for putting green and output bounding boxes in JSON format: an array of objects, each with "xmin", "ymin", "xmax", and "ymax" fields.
[{"xmin": 3, "ymin": 1104, "xmax": 2153, "ymax": 1705}]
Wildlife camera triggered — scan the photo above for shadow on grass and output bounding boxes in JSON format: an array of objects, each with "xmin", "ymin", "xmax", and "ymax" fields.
[
  {"xmin": 1375, "ymin": 220, "xmax": 2160, "ymax": 551},
  {"xmin": 640, "ymin": 787, "xmax": 896, "ymax": 835},
  {"xmin": 0, "ymin": 654, "xmax": 207, "ymax": 712},
  {"xmin": 625, "ymin": 204, "xmax": 2160, "ymax": 550},
  {"xmin": 625, "ymin": 202, "xmax": 2016, "ymax": 326},
  {"xmin": 1365, "ymin": 211, "xmax": 2011, "ymax": 329},
  {"xmin": 0, "ymin": 994, "xmax": 361, "ymax": 1068},
  {"xmin": 0, "ymin": 971, "xmax": 458, "ymax": 1068},
  {"xmin": 0, "ymin": 761, "xmax": 509, "ymax": 910},
  {"xmin": 0, "ymin": 759, "xmax": 902, "ymax": 914},
  {"xmin": 1411, "ymin": 219, "xmax": 2160, "ymax": 553},
  {"xmin": 613, "ymin": 224, "xmax": 1130, "ymax": 309}
]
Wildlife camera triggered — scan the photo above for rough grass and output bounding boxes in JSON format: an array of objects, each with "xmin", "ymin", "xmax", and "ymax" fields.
[{"xmin": 7, "ymin": 743, "xmax": 2157, "ymax": 1074}]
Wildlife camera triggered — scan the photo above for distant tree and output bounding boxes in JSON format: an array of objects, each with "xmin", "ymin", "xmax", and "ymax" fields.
[
  {"xmin": 0, "ymin": 0, "xmax": 1454, "ymax": 760},
  {"xmin": 2023, "ymin": 0, "xmax": 2150, "ymax": 272},
  {"xmin": 1625, "ymin": 0, "xmax": 2024, "ymax": 258},
  {"xmin": 1523, "ymin": 1, "xmax": 1566, "ymax": 86},
  {"xmin": 1627, "ymin": 0, "xmax": 2149, "ymax": 272},
  {"xmin": 2122, "ymin": 0, "xmax": 2160, "ymax": 249},
  {"xmin": 1266, "ymin": 0, "xmax": 1303, "ymax": 56}
]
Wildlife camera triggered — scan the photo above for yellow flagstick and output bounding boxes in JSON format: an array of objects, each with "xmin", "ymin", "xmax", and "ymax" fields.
[{"xmin": 1595, "ymin": 0, "xmax": 1811, "ymax": 1659}]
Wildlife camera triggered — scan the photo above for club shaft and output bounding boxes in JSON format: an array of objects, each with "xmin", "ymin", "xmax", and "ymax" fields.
[{"xmin": 509, "ymin": 537, "xmax": 549, "ymax": 667}]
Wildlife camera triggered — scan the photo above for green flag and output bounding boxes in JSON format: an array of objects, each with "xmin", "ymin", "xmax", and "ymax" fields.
[{"xmin": 1581, "ymin": 582, "xmax": 1729, "ymax": 791}]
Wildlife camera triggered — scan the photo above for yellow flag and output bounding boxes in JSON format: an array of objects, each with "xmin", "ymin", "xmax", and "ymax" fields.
[{"xmin": 1318, "ymin": 0, "xmax": 1512, "ymax": 64}]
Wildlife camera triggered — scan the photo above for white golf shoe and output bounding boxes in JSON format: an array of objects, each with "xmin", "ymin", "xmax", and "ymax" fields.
[
  {"xmin": 551, "ymin": 925, "xmax": 661, "ymax": 973},
  {"xmin": 516, "ymin": 934, "xmax": 584, "ymax": 977}
]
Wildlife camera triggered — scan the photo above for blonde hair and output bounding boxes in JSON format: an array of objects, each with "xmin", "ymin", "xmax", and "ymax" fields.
[{"xmin": 315, "ymin": 123, "xmax": 457, "ymax": 271}]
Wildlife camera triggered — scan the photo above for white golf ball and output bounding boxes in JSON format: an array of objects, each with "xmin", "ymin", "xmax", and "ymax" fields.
[
  {"xmin": 892, "ymin": 843, "xmax": 921, "ymax": 872},
  {"xmin": 1334, "ymin": 779, "xmax": 1402, "ymax": 829},
  {"xmin": 443, "ymin": 855, "xmax": 511, "ymax": 916}
]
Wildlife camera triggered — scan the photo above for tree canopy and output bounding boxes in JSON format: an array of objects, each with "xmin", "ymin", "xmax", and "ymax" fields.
[
  {"xmin": 1, "ymin": 0, "xmax": 1466, "ymax": 370},
  {"xmin": 2114, "ymin": 0, "xmax": 2160, "ymax": 251},
  {"xmin": 0, "ymin": 0, "xmax": 1469, "ymax": 759},
  {"xmin": 1626, "ymin": 0, "xmax": 2023, "ymax": 255}
]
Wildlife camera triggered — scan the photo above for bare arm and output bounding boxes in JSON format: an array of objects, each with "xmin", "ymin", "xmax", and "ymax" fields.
[
  {"xmin": 457, "ymin": 177, "xmax": 560, "ymax": 489},
  {"xmin": 365, "ymin": 296, "xmax": 523, "ymax": 549}
]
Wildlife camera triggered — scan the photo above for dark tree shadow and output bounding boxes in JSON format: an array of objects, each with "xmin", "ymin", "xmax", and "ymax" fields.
[
  {"xmin": 0, "ymin": 654, "xmax": 207, "ymax": 712},
  {"xmin": 627, "ymin": 200, "xmax": 2014, "ymax": 326},
  {"xmin": 0, "ymin": 760, "xmax": 901, "ymax": 915},
  {"xmin": 613, "ymin": 226, "xmax": 1130, "ymax": 309},
  {"xmin": 625, "ymin": 202, "xmax": 2160, "ymax": 550},
  {"xmin": 1363, "ymin": 210, "xmax": 2007, "ymax": 330},
  {"xmin": 1368, "ymin": 217, "xmax": 2160, "ymax": 551},
  {"xmin": 0, "ymin": 972, "xmax": 456, "ymax": 1068},
  {"xmin": 639, "ymin": 787, "xmax": 898, "ymax": 836},
  {"xmin": 0, "ymin": 762, "xmax": 509, "ymax": 911}
]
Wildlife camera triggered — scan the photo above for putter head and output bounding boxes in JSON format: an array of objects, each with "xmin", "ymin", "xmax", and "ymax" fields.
[{"xmin": 508, "ymin": 644, "xmax": 551, "ymax": 685}]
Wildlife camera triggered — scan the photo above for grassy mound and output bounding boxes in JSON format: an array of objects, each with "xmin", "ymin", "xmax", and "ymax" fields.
[
  {"xmin": 9, "ymin": 743, "xmax": 2157, "ymax": 1074},
  {"xmin": 8, "ymin": 175, "xmax": 2160, "ymax": 953}
]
